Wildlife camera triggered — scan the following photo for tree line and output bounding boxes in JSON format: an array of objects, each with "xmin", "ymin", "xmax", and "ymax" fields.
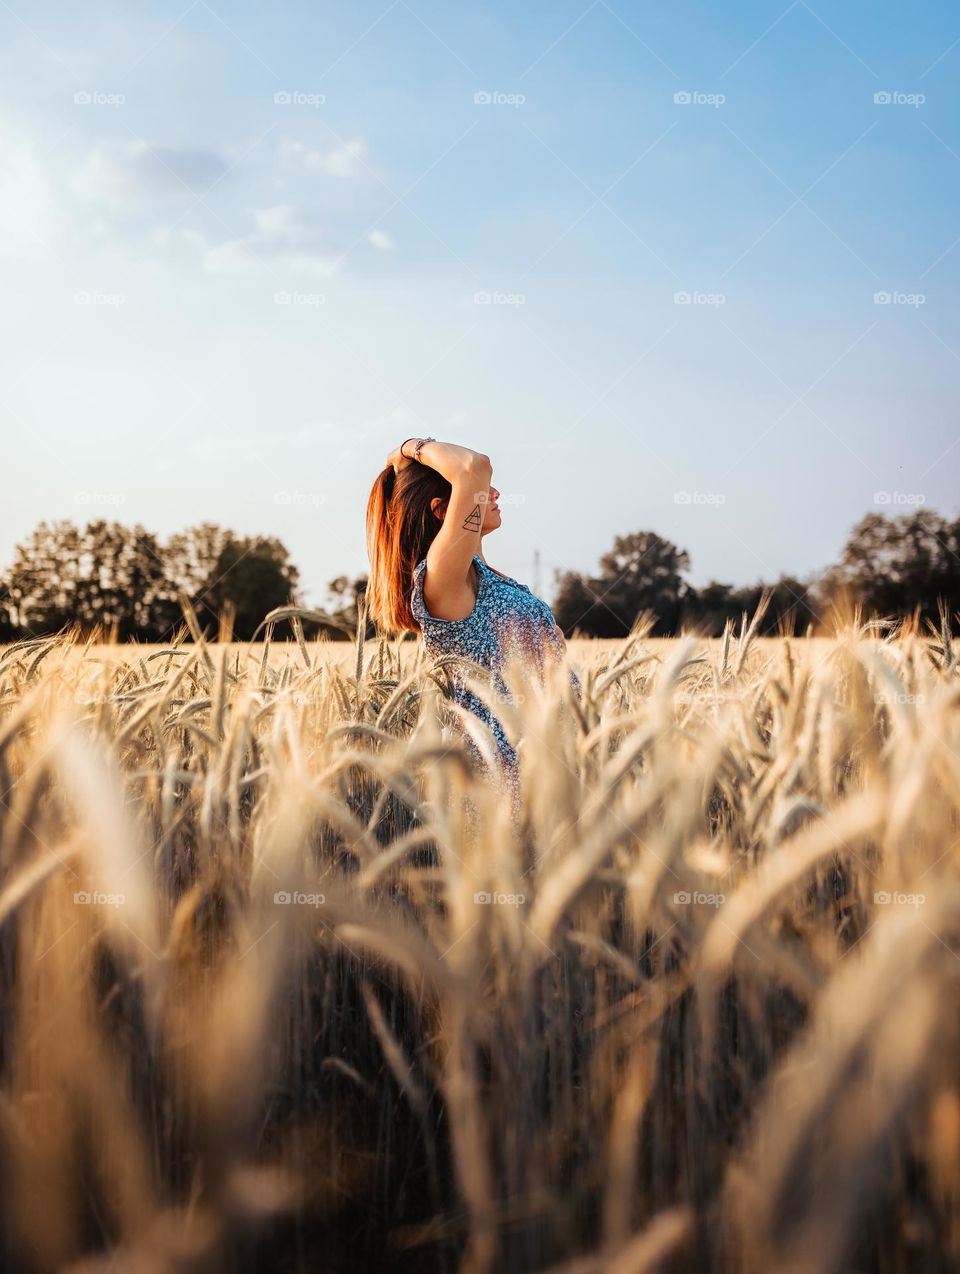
[
  {"xmin": 550, "ymin": 510, "xmax": 960, "ymax": 637},
  {"xmin": 1, "ymin": 509, "xmax": 958, "ymax": 644},
  {"xmin": 0, "ymin": 520, "xmax": 356, "ymax": 644}
]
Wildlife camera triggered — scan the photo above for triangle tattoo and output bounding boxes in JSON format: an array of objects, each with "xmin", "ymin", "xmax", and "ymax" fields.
[{"xmin": 461, "ymin": 504, "xmax": 482, "ymax": 532}]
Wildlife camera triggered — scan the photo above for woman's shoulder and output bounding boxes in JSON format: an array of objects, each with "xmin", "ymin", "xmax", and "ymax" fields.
[{"xmin": 410, "ymin": 553, "xmax": 481, "ymax": 628}]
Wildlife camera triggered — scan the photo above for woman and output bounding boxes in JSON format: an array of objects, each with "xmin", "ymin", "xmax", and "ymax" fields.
[{"xmin": 365, "ymin": 436, "xmax": 582, "ymax": 811}]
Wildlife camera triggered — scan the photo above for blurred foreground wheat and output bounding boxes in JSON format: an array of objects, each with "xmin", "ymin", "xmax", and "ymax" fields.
[{"xmin": 0, "ymin": 602, "xmax": 958, "ymax": 1274}]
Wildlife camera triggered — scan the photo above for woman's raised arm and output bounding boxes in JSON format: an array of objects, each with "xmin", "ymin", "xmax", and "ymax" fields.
[{"xmin": 386, "ymin": 437, "xmax": 489, "ymax": 479}]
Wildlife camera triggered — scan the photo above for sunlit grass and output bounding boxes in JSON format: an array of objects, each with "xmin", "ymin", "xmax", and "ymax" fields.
[{"xmin": 0, "ymin": 602, "xmax": 958, "ymax": 1272}]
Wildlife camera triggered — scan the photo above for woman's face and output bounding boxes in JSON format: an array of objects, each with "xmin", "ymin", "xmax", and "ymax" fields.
[{"xmin": 482, "ymin": 481, "xmax": 502, "ymax": 533}]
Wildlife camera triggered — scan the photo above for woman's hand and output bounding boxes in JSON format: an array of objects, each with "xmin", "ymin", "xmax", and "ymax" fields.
[
  {"xmin": 384, "ymin": 438, "xmax": 488, "ymax": 481},
  {"xmin": 385, "ymin": 440, "xmax": 416, "ymax": 475}
]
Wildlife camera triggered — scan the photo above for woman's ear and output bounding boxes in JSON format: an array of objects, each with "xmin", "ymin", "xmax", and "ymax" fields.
[{"xmin": 430, "ymin": 497, "xmax": 446, "ymax": 522}]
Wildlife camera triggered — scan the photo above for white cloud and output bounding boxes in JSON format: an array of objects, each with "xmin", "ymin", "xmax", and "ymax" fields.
[
  {"xmin": 323, "ymin": 138, "xmax": 367, "ymax": 178},
  {"xmin": 73, "ymin": 140, "xmax": 230, "ymax": 207},
  {"xmin": 0, "ymin": 114, "xmax": 386, "ymax": 281},
  {"xmin": 204, "ymin": 202, "xmax": 340, "ymax": 276},
  {"xmin": 253, "ymin": 204, "xmax": 299, "ymax": 234},
  {"xmin": 0, "ymin": 120, "xmax": 69, "ymax": 253},
  {"xmin": 150, "ymin": 225, "xmax": 208, "ymax": 253},
  {"xmin": 278, "ymin": 136, "xmax": 368, "ymax": 178}
]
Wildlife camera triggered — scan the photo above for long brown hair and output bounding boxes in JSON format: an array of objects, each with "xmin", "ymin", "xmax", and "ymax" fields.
[{"xmin": 365, "ymin": 462, "xmax": 453, "ymax": 633}]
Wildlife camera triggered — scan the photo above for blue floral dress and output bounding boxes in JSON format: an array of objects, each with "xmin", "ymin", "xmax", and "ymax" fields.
[{"xmin": 411, "ymin": 553, "xmax": 582, "ymax": 814}]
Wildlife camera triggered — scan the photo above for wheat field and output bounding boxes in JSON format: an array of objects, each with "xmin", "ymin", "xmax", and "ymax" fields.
[{"xmin": 0, "ymin": 599, "xmax": 958, "ymax": 1273}]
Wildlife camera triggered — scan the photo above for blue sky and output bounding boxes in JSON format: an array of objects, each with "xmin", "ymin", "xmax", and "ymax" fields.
[{"xmin": 2, "ymin": 0, "xmax": 958, "ymax": 607}]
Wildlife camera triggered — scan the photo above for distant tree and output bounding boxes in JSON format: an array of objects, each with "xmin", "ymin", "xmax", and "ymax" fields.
[
  {"xmin": 314, "ymin": 574, "xmax": 369, "ymax": 640},
  {"xmin": 199, "ymin": 535, "xmax": 301, "ymax": 640},
  {"xmin": 0, "ymin": 605, "xmax": 20, "ymax": 644},
  {"xmin": 0, "ymin": 519, "xmax": 302, "ymax": 643},
  {"xmin": 822, "ymin": 511, "xmax": 960, "ymax": 624},
  {"xmin": 687, "ymin": 581, "xmax": 737, "ymax": 636},
  {"xmin": 2, "ymin": 519, "xmax": 168, "ymax": 640},
  {"xmin": 327, "ymin": 575, "xmax": 366, "ymax": 610},
  {"xmin": 1, "ymin": 519, "xmax": 76, "ymax": 638},
  {"xmin": 149, "ymin": 522, "xmax": 236, "ymax": 637},
  {"xmin": 163, "ymin": 522, "xmax": 231, "ymax": 592},
  {"xmin": 5, "ymin": 507, "xmax": 958, "ymax": 647},
  {"xmin": 550, "ymin": 572, "xmax": 599, "ymax": 638},
  {"xmin": 760, "ymin": 576, "xmax": 821, "ymax": 634},
  {"xmin": 686, "ymin": 576, "xmax": 820, "ymax": 636},
  {"xmin": 553, "ymin": 531, "xmax": 691, "ymax": 637}
]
